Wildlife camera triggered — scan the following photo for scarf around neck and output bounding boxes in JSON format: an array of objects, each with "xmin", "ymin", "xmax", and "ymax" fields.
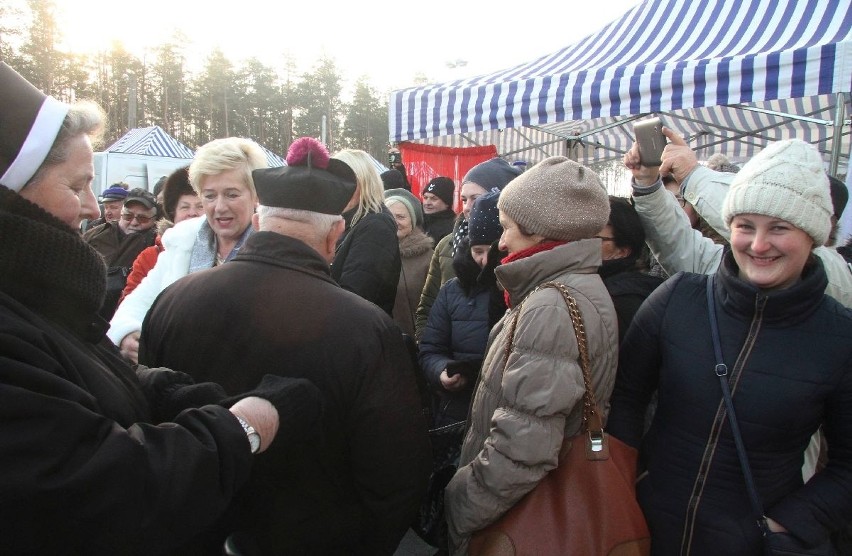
[
  {"xmin": 0, "ymin": 185, "xmax": 108, "ymax": 340},
  {"xmin": 188, "ymin": 219, "xmax": 253, "ymax": 274},
  {"xmin": 501, "ymin": 240, "xmax": 567, "ymax": 308}
]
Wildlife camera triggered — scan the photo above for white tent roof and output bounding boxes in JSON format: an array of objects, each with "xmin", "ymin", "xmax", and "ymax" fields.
[
  {"xmin": 106, "ymin": 126, "xmax": 194, "ymax": 159},
  {"xmin": 390, "ymin": 0, "xmax": 852, "ymax": 173}
]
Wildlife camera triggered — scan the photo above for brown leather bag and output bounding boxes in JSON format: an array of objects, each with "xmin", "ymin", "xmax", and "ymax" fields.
[{"xmin": 468, "ymin": 282, "xmax": 651, "ymax": 556}]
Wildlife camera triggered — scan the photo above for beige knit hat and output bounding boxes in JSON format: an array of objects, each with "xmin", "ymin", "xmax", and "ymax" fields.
[
  {"xmin": 722, "ymin": 139, "xmax": 832, "ymax": 246},
  {"xmin": 497, "ymin": 156, "xmax": 609, "ymax": 241}
]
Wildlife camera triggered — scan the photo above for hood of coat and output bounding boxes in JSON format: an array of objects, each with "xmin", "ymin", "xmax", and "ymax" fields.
[{"xmin": 399, "ymin": 228, "xmax": 434, "ymax": 259}]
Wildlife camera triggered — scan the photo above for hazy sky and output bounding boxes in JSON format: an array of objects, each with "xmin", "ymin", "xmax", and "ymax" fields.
[{"xmin": 41, "ymin": 0, "xmax": 641, "ymax": 93}]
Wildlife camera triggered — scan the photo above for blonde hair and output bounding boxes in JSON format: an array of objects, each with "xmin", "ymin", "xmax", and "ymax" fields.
[
  {"xmin": 332, "ymin": 149, "xmax": 385, "ymax": 226},
  {"xmin": 189, "ymin": 137, "xmax": 267, "ymax": 197}
]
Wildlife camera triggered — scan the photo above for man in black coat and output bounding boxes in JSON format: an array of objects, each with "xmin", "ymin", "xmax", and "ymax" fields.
[
  {"xmin": 140, "ymin": 142, "xmax": 431, "ymax": 555},
  {"xmin": 421, "ymin": 176, "xmax": 458, "ymax": 244}
]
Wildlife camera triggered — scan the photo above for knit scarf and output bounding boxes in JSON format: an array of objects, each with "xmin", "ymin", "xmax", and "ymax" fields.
[
  {"xmin": 0, "ymin": 185, "xmax": 108, "ymax": 340},
  {"xmin": 501, "ymin": 240, "xmax": 567, "ymax": 308},
  {"xmin": 451, "ymin": 219, "xmax": 469, "ymax": 256}
]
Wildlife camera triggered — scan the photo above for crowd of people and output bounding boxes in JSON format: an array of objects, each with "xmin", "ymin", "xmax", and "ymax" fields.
[{"xmin": 3, "ymin": 59, "xmax": 852, "ymax": 556}]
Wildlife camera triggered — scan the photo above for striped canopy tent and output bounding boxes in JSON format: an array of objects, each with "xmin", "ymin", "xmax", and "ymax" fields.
[
  {"xmin": 258, "ymin": 144, "xmax": 286, "ymax": 167},
  {"xmin": 106, "ymin": 126, "xmax": 194, "ymax": 158},
  {"xmin": 389, "ymin": 0, "xmax": 852, "ymax": 175}
]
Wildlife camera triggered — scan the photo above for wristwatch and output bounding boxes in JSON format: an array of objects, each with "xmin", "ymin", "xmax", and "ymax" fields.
[{"xmin": 234, "ymin": 415, "xmax": 261, "ymax": 454}]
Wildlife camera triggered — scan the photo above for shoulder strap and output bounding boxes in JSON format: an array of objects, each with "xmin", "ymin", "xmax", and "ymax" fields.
[
  {"xmin": 501, "ymin": 281, "xmax": 606, "ymax": 455},
  {"xmin": 706, "ymin": 275, "xmax": 769, "ymax": 534}
]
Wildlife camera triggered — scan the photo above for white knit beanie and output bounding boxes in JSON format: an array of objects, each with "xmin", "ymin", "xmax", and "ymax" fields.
[
  {"xmin": 497, "ymin": 156, "xmax": 609, "ymax": 241},
  {"xmin": 722, "ymin": 139, "xmax": 832, "ymax": 246}
]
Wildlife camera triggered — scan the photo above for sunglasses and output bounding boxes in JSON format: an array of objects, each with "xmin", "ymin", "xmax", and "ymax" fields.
[{"xmin": 121, "ymin": 212, "xmax": 153, "ymax": 224}]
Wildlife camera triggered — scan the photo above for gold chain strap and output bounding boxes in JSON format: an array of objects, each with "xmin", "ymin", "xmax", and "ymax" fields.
[{"xmin": 501, "ymin": 281, "xmax": 601, "ymax": 434}]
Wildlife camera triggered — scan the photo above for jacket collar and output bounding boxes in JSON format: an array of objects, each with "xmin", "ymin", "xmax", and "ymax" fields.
[
  {"xmin": 716, "ymin": 248, "xmax": 828, "ymax": 325},
  {"xmin": 423, "ymin": 208, "xmax": 456, "ymax": 223},
  {"xmin": 0, "ymin": 185, "xmax": 109, "ymax": 341},
  {"xmin": 235, "ymin": 231, "xmax": 338, "ymax": 285},
  {"xmin": 399, "ymin": 229, "xmax": 433, "ymax": 258},
  {"xmin": 495, "ymin": 239, "xmax": 602, "ymax": 307}
]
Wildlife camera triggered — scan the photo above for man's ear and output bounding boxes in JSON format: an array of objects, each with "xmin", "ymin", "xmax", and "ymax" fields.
[
  {"xmin": 252, "ymin": 212, "xmax": 261, "ymax": 231},
  {"xmin": 324, "ymin": 219, "xmax": 345, "ymax": 261}
]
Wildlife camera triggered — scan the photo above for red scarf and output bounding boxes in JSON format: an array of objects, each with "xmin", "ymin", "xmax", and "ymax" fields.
[{"xmin": 501, "ymin": 240, "xmax": 567, "ymax": 308}]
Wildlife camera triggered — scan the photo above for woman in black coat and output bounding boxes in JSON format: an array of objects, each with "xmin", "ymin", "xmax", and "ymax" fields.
[
  {"xmin": 0, "ymin": 63, "xmax": 320, "ymax": 555},
  {"xmin": 608, "ymin": 139, "xmax": 852, "ymax": 555},
  {"xmin": 419, "ymin": 191, "xmax": 506, "ymax": 427},
  {"xmin": 331, "ymin": 149, "xmax": 401, "ymax": 316},
  {"xmin": 598, "ymin": 196, "xmax": 665, "ymax": 343}
]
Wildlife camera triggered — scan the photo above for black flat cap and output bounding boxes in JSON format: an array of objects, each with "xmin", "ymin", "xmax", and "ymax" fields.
[{"xmin": 253, "ymin": 158, "xmax": 356, "ymax": 215}]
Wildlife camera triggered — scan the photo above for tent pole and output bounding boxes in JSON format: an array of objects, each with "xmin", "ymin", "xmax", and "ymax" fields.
[
  {"xmin": 566, "ymin": 139, "xmax": 580, "ymax": 161},
  {"xmin": 830, "ymin": 92, "xmax": 848, "ymax": 177}
]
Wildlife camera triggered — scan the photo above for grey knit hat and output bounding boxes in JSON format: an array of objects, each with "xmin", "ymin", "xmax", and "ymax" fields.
[
  {"xmin": 384, "ymin": 187, "xmax": 424, "ymax": 230},
  {"xmin": 497, "ymin": 156, "xmax": 609, "ymax": 241},
  {"xmin": 463, "ymin": 157, "xmax": 522, "ymax": 192},
  {"xmin": 722, "ymin": 139, "xmax": 832, "ymax": 246}
]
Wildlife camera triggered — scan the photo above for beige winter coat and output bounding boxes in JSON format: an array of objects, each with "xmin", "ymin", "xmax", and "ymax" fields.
[{"xmin": 444, "ymin": 240, "xmax": 619, "ymax": 554}]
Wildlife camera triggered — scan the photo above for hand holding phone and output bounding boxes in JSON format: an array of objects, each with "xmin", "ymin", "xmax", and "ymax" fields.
[{"xmin": 634, "ymin": 117, "xmax": 667, "ymax": 167}]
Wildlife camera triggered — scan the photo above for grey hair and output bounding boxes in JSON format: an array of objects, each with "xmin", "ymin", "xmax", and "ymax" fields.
[
  {"xmin": 26, "ymin": 100, "xmax": 105, "ymax": 188},
  {"xmin": 256, "ymin": 205, "xmax": 342, "ymax": 239}
]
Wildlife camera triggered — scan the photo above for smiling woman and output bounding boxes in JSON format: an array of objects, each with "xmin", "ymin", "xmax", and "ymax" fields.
[
  {"xmin": 107, "ymin": 137, "xmax": 267, "ymax": 362},
  {"xmin": 607, "ymin": 139, "xmax": 852, "ymax": 555}
]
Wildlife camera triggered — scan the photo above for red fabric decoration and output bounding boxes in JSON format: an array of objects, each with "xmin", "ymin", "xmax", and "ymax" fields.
[
  {"xmin": 501, "ymin": 241, "xmax": 568, "ymax": 308},
  {"xmin": 398, "ymin": 142, "xmax": 497, "ymax": 212}
]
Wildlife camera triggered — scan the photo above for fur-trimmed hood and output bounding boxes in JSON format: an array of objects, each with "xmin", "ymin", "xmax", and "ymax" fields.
[{"xmin": 399, "ymin": 229, "xmax": 434, "ymax": 259}]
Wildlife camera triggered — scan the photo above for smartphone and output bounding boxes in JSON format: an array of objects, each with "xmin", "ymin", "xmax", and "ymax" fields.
[{"xmin": 634, "ymin": 117, "xmax": 666, "ymax": 167}]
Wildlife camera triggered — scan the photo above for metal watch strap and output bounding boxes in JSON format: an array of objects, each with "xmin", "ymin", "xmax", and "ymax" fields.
[{"xmin": 234, "ymin": 415, "xmax": 261, "ymax": 454}]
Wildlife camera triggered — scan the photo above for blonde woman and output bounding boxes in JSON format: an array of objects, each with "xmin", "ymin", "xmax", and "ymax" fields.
[
  {"xmin": 108, "ymin": 137, "xmax": 267, "ymax": 362},
  {"xmin": 331, "ymin": 149, "xmax": 401, "ymax": 316}
]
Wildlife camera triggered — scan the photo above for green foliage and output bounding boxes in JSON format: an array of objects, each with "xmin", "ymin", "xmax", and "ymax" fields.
[{"xmin": 0, "ymin": 7, "xmax": 392, "ymax": 159}]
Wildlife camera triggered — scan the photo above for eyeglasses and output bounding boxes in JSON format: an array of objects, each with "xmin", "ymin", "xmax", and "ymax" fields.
[
  {"xmin": 121, "ymin": 212, "xmax": 153, "ymax": 224},
  {"xmin": 594, "ymin": 236, "xmax": 616, "ymax": 242},
  {"xmin": 674, "ymin": 195, "xmax": 688, "ymax": 208}
]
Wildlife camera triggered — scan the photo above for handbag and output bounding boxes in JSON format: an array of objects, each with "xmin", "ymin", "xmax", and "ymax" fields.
[
  {"xmin": 705, "ymin": 276, "xmax": 835, "ymax": 556},
  {"xmin": 413, "ymin": 420, "xmax": 467, "ymax": 548},
  {"xmin": 469, "ymin": 281, "xmax": 650, "ymax": 556}
]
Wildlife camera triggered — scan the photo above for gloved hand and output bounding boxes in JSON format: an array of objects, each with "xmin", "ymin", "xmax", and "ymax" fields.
[
  {"xmin": 222, "ymin": 374, "xmax": 324, "ymax": 445},
  {"xmin": 136, "ymin": 366, "xmax": 228, "ymax": 422}
]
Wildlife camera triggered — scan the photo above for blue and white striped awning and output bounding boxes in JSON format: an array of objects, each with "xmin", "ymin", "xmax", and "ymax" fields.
[
  {"xmin": 106, "ymin": 126, "xmax": 194, "ymax": 159},
  {"xmin": 390, "ymin": 0, "xmax": 852, "ymax": 172},
  {"xmin": 258, "ymin": 144, "xmax": 286, "ymax": 168}
]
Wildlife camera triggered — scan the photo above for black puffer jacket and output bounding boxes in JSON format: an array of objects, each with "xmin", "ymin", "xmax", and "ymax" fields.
[
  {"xmin": 332, "ymin": 205, "xmax": 401, "ymax": 316},
  {"xmin": 418, "ymin": 242, "xmax": 505, "ymax": 426},
  {"xmin": 608, "ymin": 251, "xmax": 852, "ymax": 555},
  {"xmin": 599, "ymin": 258, "xmax": 664, "ymax": 343}
]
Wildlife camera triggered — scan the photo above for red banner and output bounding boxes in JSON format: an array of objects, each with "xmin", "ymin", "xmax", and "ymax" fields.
[{"xmin": 398, "ymin": 142, "xmax": 498, "ymax": 212}]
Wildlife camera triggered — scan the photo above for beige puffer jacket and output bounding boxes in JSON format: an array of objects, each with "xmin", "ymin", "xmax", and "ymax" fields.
[{"xmin": 445, "ymin": 239, "xmax": 618, "ymax": 554}]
